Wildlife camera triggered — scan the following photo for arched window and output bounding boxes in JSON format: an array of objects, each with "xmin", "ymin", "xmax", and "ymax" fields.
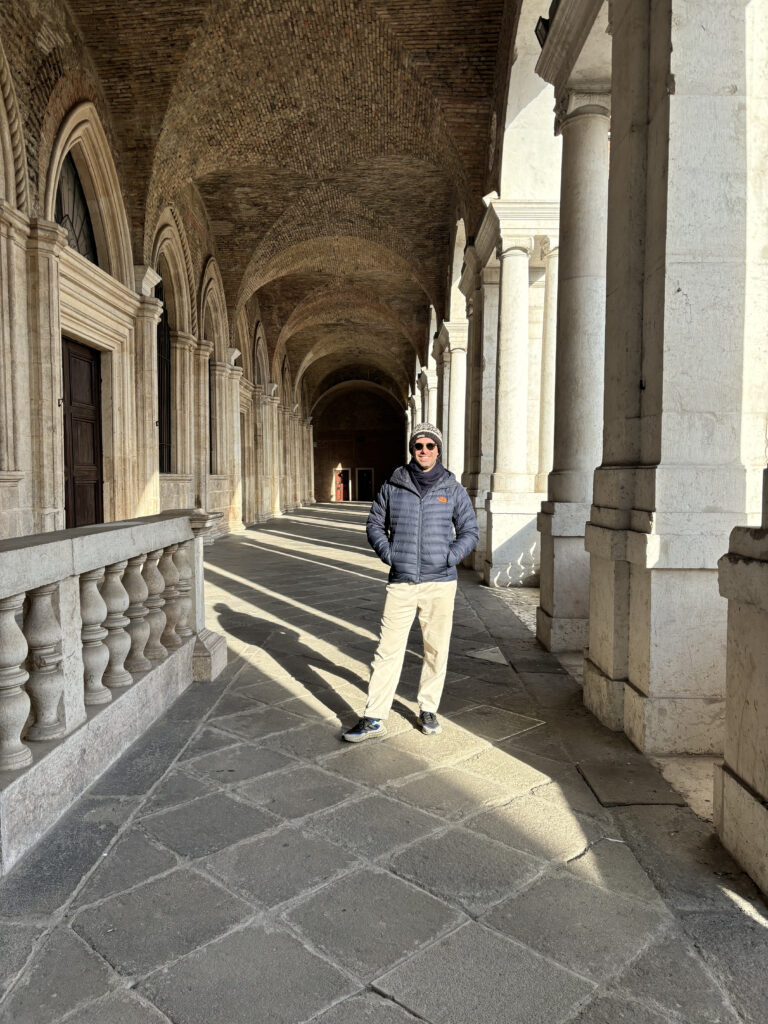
[
  {"xmin": 55, "ymin": 153, "xmax": 98, "ymax": 265},
  {"xmin": 156, "ymin": 280, "xmax": 172, "ymax": 473}
]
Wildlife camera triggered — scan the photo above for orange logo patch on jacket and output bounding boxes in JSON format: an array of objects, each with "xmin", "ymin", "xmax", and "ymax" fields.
[{"xmin": 437, "ymin": 496, "xmax": 447, "ymax": 503}]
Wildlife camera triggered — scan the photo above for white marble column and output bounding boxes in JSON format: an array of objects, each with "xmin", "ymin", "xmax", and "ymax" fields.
[
  {"xmin": 538, "ymin": 96, "xmax": 609, "ymax": 652},
  {"xmin": 445, "ymin": 324, "xmax": 468, "ymax": 479},
  {"xmin": 535, "ymin": 244, "xmax": 558, "ymax": 494},
  {"xmin": 484, "ymin": 235, "xmax": 539, "ymax": 586}
]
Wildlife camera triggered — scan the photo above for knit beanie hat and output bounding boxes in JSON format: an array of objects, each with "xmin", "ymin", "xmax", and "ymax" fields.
[{"xmin": 409, "ymin": 422, "xmax": 443, "ymax": 456}]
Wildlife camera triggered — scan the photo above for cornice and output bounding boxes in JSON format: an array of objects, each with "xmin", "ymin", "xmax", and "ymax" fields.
[{"xmin": 535, "ymin": 0, "xmax": 606, "ymax": 89}]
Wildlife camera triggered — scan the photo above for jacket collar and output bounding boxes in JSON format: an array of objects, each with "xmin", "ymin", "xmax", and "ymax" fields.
[{"xmin": 390, "ymin": 463, "xmax": 456, "ymax": 493}]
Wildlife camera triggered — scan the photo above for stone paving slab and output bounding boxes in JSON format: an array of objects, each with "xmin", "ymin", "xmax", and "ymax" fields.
[
  {"xmin": 579, "ymin": 759, "xmax": 688, "ymax": 807},
  {"xmin": 287, "ymin": 867, "xmax": 465, "ymax": 980},
  {"xmin": 0, "ymin": 923, "xmax": 44, "ymax": 998},
  {"xmin": 237, "ymin": 763, "xmax": 361, "ymax": 818},
  {"xmin": 141, "ymin": 791, "xmax": 280, "ymax": 859},
  {"xmin": 384, "ymin": 765, "xmax": 512, "ymax": 820},
  {"xmin": 467, "ymin": 791, "xmax": 608, "ymax": 862},
  {"xmin": 390, "ymin": 825, "xmax": 544, "ymax": 915},
  {"xmin": 183, "ymin": 742, "xmax": 296, "ymax": 785},
  {"xmin": 312, "ymin": 991, "xmax": 423, "ymax": 1023},
  {"xmin": 59, "ymin": 990, "xmax": 171, "ymax": 1023},
  {"xmin": 138, "ymin": 925, "xmax": 357, "ymax": 1024},
  {"xmin": 0, "ymin": 928, "xmax": 115, "ymax": 1024},
  {"xmin": 375, "ymin": 921, "xmax": 595, "ymax": 1024},
  {"xmin": 307, "ymin": 792, "xmax": 444, "ymax": 859},
  {"xmin": 72, "ymin": 830, "xmax": 177, "ymax": 908},
  {"xmin": 204, "ymin": 826, "xmax": 358, "ymax": 908},
  {"xmin": 72, "ymin": 867, "xmax": 251, "ymax": 975},
  {"xmin": 482, "ymin": 872, "xmax": 667, "ymax": 982}
]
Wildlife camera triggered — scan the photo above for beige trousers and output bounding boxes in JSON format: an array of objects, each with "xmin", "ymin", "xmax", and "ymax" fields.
[{"xmin": 365, "ymin": 580, "xmax": 457, "ymax": 720}]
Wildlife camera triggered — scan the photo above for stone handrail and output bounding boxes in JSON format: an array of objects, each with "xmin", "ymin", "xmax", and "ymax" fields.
[{"xmin": 0, "ymin": 511, "xmax": 220, "ymax": 771}]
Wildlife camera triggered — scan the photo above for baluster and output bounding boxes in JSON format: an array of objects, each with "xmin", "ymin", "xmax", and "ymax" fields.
[
  {"xmin": 0, "ymin": 594, "xmax": 32, "ymax": 770},
  {"xmin": 80, "ymin": 568, "xmax": 111, "ymax": 705},
  {"xmin": 173, "ymin": 541, "xmax": 194, "ymax": 639},
  {"xmin": 142, "ymin": 550, "xmax": 167, "ymax": 661},
  {"xmin": 102, "ymin": 561, "xmax": 132, "ymax": 688},
  {"xmin": 159, "ymin": 545, "xmax": 182, "ymax": 650},
  {"xmin": 24, "ymin": 584, "xmax": 65, "ymax": 740},
  {"xmin": 123, "ymin": 554, "xmax": 151, "ymax": 673}
]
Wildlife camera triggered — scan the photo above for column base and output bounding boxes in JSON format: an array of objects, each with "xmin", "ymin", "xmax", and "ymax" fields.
[
  {"xmin": 483, "ymin": 491, "xmax": 542, "ymax": 587},
  {"xmin": 583, "ymin": 654, "xmax": 625, "ymax": 731},
  {"xmin": 624, "ymin": 681, "xmax": 724, "ymax": 755},
  {"xmin": 193, "ymin": 627, "xmax": 228, "ymax": 682},
  {"xmin": 536, "ymin": 606, "xmax": 589, "ymax": 652},
  {"xmin": 714, "ymin": 763, "xmax": 768, "ymax": 898}
]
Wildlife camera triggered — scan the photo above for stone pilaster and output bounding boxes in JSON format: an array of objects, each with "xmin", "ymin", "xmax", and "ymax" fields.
[
  {"xmin": 133, "ymin": 278, "xmax": 163, "ymax": 517},
  {"xmin": 538, "ymin": 95, "xmax": 609, "ymax": 652},
  {"xmin": 227, "ymin": 355, "xmax": 245, "ymax": 531},
  {"xmin": 584, "ymin": 0, "xmax": 750, "ymax": 754},
  {"xmin": 170, "ymin": 331, "xmax": 196, "ymax": 478},
  {"xmin": 193, "ymin": 339, "xmax": 214, "ymax": 509},
  {"xmin": 26, "ymin": 220, "xmax": 68, "ymax": 532}
]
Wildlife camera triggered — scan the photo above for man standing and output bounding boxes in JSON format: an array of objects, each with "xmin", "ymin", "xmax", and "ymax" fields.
[{"xmin": 343, "ymin": 423, "xmax": 478, "ymax": 741}]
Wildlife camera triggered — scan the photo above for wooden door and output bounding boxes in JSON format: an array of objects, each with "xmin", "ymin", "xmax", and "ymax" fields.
[
  {"xmin": 356, "ymin": 468, "xmax": 374, "ymax": 502},
  {"xmin": 334, "ymin": 469, "xmax": 350, "ymax": 501},
  {"xmin": 63, "ymin": 337, "xmax": 104, "ymax": 528}
]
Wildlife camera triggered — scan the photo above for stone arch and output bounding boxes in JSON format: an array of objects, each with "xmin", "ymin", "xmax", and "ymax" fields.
[
  {"xmin": 151, "ymin": 209, "xmax": 194, "ymax": 335},
  {"xmin": 44, "ymin": 102, "xmax": 132, "ymax": 287},
  {"xmin": 199, "ymin": 257, "xmax": 228, "ymax": 361},
  {"xmin": 0, "ymin": 41, "xmax": 29, "ymax": 211},
  {"xmin": 235, "ymin": 309, "xmax": 251, "ymax": 377}
]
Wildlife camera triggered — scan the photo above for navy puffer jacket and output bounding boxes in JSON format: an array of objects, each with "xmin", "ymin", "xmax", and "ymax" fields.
[{"xmin": 366, "ymin": 465, "xmax": 479, "ymax": 583}]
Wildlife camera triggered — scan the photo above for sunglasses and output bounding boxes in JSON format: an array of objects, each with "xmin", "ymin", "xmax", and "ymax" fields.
[{"xmin": 414, "ymin": 442, "xmax": 436, "ymax": 451}]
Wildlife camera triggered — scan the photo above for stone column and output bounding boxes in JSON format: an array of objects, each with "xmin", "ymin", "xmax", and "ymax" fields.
[
  {"xmin": 171, "ymin": 331, "xmax": 196, "ymax": 479},
  {"xmin": 538, "ymin": 96, "xmax": 609, "ymax": 652},
  {"xmin": 26, "ymin": 220, "xmax": 68, "ymax": 531},
  {"xmin": 267, "ymin": 390, "xmax": 281, "ymax": 516},
  {"xmin": 535, "ymin": 244, "xmax": 558, "ymax": 494},
  {"xmin": 464, "ymin": 260, "xmax": 499, "ymax": 571},
  {"xmin": 484, "ymin": 235, "xmax": 539, "ymax": 586},
  {"xmin": 193, "ymin": 339, "xmax": 213, "ymax": 509},
  {"xmin": 133, "ymin": 276, "xmax": 163, "ymax": 516},
  {"xmin": 444, "ymin": 323, "xmax": 468, "ymax": 479},
  {"xmin": 227, "ymin": 356, "xmax": 245, "ymax": 531}
]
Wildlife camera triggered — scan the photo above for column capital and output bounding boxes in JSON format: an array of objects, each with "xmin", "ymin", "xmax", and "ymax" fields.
[
  {"xmin": 27, "ymin": 218, "xmax": 68, "ymax": 257},
  {"xmin": 170, "ymin": 330, "xmax": 197, "ymax": 354},
  {"xmin": 497, "ymin": 235, "xmax": 534, "ymax": 259},
  {"xmin": 555, "ymin": 89, "xmax": 611, "ymax": 134},
  {"xmin": 134, "ymin": 264, "xmax": 161, "ymax": 296},
  {"xmin": 136, "ymin": 294, "xmax": 163, "ymax": 325},
  {"xmin": 196, "ymin": 338, "xmax": 214, "ymax": 359}
]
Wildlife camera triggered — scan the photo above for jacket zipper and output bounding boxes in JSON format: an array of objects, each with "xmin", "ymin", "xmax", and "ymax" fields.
[{"xmin": 416, "ymin": 493, "xmax": 424, "ymax": 582}]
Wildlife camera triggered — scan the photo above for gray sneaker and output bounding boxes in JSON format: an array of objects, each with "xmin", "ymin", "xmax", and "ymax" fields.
[
  {"xmin": 420, "ymin": 711, "xmax": 441, "ymax": 735},
  {"xmin": 343, "ymin": 717, "xmax": 386, "ymax": 742}
]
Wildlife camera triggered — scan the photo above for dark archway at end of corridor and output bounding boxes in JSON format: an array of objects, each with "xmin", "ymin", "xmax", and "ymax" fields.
[{"xmin": 313, "ymin": 382, "xmax": 405, "ymax": 503}]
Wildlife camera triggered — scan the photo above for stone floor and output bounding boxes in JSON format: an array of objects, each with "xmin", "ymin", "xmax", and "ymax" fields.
[{"xmin": 1, "ymin": 502, "xmax": 767, "ymax": 1024}]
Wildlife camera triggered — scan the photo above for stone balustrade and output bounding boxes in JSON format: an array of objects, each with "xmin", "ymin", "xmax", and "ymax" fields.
[{"xmin": 0, "ymin": 511, "xmax": 226, "ymax": 874}]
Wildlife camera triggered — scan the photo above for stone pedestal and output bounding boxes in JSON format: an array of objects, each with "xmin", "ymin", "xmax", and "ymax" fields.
[
  {"xmin": 189, "ymin": 510, "xmax": 227, "ymax": 681},
  {"xmin": 716, "ymin": 528, "xmax": 768, "ymax": 896},
  {"xmin": 538, "ymin": 97, "xmax": 609, "ymax": 651}
]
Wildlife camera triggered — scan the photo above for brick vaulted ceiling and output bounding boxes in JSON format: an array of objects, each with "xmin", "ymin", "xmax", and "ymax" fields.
[{"xmin": 65, "ymin": 0, "xmax": 517, "ymax": 405}]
